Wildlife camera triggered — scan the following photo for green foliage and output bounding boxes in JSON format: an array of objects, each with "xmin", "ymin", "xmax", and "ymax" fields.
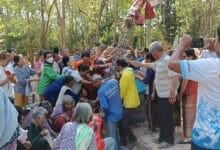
[
  {"xmin": 0, "ymin": 0, "xmax": 220, "ymax": 54},
  {"xmin": 160, "ymin": 0, "xmax": 177, "ymax": 45}
]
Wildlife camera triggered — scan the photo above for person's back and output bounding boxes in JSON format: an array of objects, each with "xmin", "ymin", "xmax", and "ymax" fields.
[
  {"xmin": 43, "ymin": 77, "xmax": 65, "ymax": 106},
  {"xmin": 98, "ymin": 79, "xmax": 123, "ymax": 122},
  {"xmin": 120, "ymin": 67, "xmax": 140, "ymax": 108}
]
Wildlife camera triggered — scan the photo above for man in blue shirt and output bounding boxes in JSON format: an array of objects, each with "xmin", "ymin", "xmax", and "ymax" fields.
[
  {"xmin": 44, "ymin": 76, "xmax": 79, "ymax": 107},
  {"xmin": 92, "ymin": 74, "xmax": 123, "ymax": 150}
]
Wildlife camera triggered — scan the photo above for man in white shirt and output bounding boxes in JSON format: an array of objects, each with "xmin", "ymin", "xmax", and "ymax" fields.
[
  {"xmin": 130, "ymin": 42, "xmax": 179, "ymax": 149},
  {"xmin": 168, "ymin": 31, "xmax": 220, "ymax": 149}
]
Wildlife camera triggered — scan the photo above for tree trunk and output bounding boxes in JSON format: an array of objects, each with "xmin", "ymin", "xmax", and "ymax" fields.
[
  {"xmin": 61, "ymin": 0, "xmax": 66, "ymax": 48},
  {"xmin": 113, "ymin": 0, "xmax": 119, "ymax": 42},
  {"xmin": 95, "ymin": 0, "xmax": 108, "ymax": 42},
  {"xmin": 55, "ymin": 0, "xmax": 66, "ymax": 49},
  {"xmin": 40, "ymin": 0, "xmax": 56, "ymax": 49},
  {"xmin": 40, "ymin": 0, "xmax": 46, "ymax": 49}
]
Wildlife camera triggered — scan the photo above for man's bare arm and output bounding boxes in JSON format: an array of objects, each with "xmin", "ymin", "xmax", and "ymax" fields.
[
  {"xmin": 168, "ymin": 35, "xmax": 192, "ymax": 73},
  {"xmin": 130, "ymin": 61, "xmax": 154, "ymax": 68}
]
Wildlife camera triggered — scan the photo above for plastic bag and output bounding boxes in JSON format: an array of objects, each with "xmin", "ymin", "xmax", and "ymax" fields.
[{"xmin": 25, "ymin": 81, "xmax": 32, "ymax": 96}]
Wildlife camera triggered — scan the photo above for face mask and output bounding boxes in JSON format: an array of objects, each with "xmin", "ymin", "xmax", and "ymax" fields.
[{"xmin": 46, "ymin": 57, "xmax": 54, "ymax": 64}]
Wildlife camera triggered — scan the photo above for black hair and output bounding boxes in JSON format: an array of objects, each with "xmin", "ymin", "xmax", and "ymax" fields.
[
  {"xmin": 53, "ymin": 47, "xmax": 60, "ymax": 54},
  {"xmin": 145, "ymin": 52, "xmax": 155, "ymax": 62},
  {"xmin": 39, "ymin": 101, "xmax": 52, "ymax": 112},
  {"xmin": 7, "ymin": 48, "xmax": 15, "ymax": 54},
  {"xmin": 116, "ymin": 58, "xmax": 128, "ymax": 68},
  {"xmin": 62, "ymin": 56, "xmax": 70, "ymax": 67},
  {"xmin": 81, "ymin": 51, "xmax": 90, "ymax": 58},
  {"xmin": 185, "ymin": 49, "xmax": 197, "ymax": 60},
  {"xmin": 95, "ymin": 42, "xmax": 101, "ymax": 47},
  {"xmin": 38, "ymin": 50, "xmax": 45, "ymax": 56},
  {"xmin": 111, "ymin": 43, "xmax": 117, "ymax": 48},
  {"xmin": 167, "ymin": 50, "xmax": 174, "ymax": 56},
  {"xmin": 15, "ymin": 106, "xmax": 23, "ymax": 124},
  {"xmin": 13, "ymin": 55, "xmax": 20, "ymax": 67},
  {"xmin": 144, "ymin": 48, "xmax": 149, "ymax": 52},
  {"xmin": 78, "ymin": 64, "xmax": 89, "ymax": 72},
  {"xmin": 43, "ymin": 51, "xmax": 52, "ymax": 59},
  {"xmin": 63, "ymin": 76, "xmax": 74, "ymax": 85},
  {"xmin": 95, "ymin": 60, "xmax": 104, "ymax": 65}
]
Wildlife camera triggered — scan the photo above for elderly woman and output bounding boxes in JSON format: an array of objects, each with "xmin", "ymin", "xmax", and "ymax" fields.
[
  {"xmin": 54, "ymin": 103, "xmax": 97, "ymax": 150},
  {"xmin": 51, "ymin": 95, "xmax": 75, "ymax": 133},
  {"xmin": 27, "ymin": 107, "xmax": 52, "ymax": 150}
]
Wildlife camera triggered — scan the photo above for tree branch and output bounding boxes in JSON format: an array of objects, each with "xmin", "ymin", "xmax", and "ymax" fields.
[{"xmin": 76, "ymin": 3, "xmax": 96, "ymax": 22}]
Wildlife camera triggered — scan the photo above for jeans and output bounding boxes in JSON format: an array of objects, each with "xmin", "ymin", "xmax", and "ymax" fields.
[
  {"xmin": 104, "ymin": 137, "xmax": 116, "ymax": 150},
  {"xmin": 107, "ymin": 120, "xmax": 119, "ymax": 150}
]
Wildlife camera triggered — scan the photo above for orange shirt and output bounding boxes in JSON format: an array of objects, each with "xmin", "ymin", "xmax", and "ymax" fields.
[
  {"xmin": 89, "ymin": 114, "xmax": 105, "ymax": 150},
  {"xmin": 73, "ymin": 60, "xmax": 84, "ymax": 70},
  {"xmin": 73, "ymin": 60, "xmax": 93, "ymax": 70}
]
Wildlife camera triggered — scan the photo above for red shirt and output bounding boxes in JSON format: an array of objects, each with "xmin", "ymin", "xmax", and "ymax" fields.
[{"xmin": 183, "ymin": 80, "xmax": 198, "ymax": 96}]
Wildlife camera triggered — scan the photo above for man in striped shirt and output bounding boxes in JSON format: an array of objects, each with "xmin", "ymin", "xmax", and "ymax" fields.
[{"xmin": 130, "ymin": 41, "xmax": 179, "ymax": 149}]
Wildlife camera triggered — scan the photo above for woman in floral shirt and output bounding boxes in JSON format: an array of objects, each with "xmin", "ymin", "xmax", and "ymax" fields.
[{"xmin": 53, "ymin": 103, "xmax": 97, "ymax": 150}]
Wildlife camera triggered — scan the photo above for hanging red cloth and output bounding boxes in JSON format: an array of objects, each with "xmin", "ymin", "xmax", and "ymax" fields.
[
  {"xmin": 145, "ymin": 1, "xmax": 156, "ymax": 19},
  {"xmin": 134, "ymin": 13, "xmax": 144, "ymax": 26}
]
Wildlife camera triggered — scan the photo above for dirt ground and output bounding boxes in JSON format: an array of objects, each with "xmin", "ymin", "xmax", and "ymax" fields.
[{"xmin": 132, "ymin": 123, "xmax": 191, "ymax": 150}]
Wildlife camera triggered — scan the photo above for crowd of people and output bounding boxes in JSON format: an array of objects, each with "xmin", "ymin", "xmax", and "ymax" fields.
[{"xmin": 0, "ymin": 26, "xmax": 220, "ymax": 150}]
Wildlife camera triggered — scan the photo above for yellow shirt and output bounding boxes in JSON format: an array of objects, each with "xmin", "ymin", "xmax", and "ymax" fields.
[{"xmin": 119, "ymin": 67, "xmax": 140, "ymax": 108}]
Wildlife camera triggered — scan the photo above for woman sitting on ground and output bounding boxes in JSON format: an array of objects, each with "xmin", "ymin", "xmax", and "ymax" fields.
[
  {"xmin": 51, "ymin": 95, "xmax": 76, "ymax": 133},
  {"xmin": 27, "ymin": 107, "xmax": 52, "ymax": 150},
  {"xmin": 89, "ymin": 107, "xmax": 116, "ymax": 150},
  {"xmin": 53, "ymin": 102, "xmax": 97, "ymax": 150},
  {"xmin": 22, "ymin": 101, "xmax": 57, "ymax": 138}
]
